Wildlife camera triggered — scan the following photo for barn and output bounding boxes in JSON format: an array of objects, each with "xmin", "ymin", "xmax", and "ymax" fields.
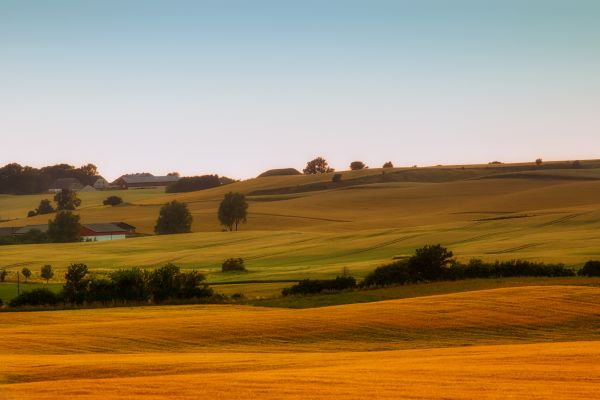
[
  {"xmin": 49, "ymin": 178, "xmax": 84, "ymax": 193},
  {"xmin": 81, "ymin": 223, "xmax": 131, "ymax": 242}
]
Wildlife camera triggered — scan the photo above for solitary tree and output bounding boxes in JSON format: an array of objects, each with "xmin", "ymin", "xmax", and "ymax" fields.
[
  {"xmin": 350, "ymin": 161, "xmax": 366, "ymax": 170},
  {"xmin": 103, "ymin": 195, "xmax": 123, "ymax": 206},
  {"xmin": 21, "ymin": 267, "xmax": 32, "ymax": 283},
  {"xmin": 154, "ymin": 201, "xmax": 193, "ymax": 234},
  {"xmin": 47, "ymin": 211, "xmax": 81, "ymax": 243},
  {"xmin": 40, "ymin": 264, "xmax": 54, "ymax": 283},
  {"xmin": 36, "ymin": 199, "xmax": 55, "ymax": 215},
  {"xmin": 63, "ymin": 263, "xmax": 89, "ymax": 305},
  {"xmin": 54, "ymin": 189, "xmax": 81, "ymax": 210},
  {"xmin": 218, "ymin": 192, "xmax": 248, "ymax": 231},
  {"xmin": 303, "ymin": 157, "xmax": 334, "ymax": 174},
  {"xmin": 535, "ymin": 158, "xmax": 543, "ymax": 166},
  {"xmin": 383, "ymin": 161, "xmax": 394, "ymax": 168}
]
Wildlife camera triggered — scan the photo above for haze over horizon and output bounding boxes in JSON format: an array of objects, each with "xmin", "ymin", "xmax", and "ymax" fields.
[{"xmin": 2, "ymin": 0, "xmax": 599, "ymax": 181}]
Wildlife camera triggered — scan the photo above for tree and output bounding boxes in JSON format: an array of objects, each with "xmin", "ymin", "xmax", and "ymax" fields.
[
  {"xmin": 218, "ymin": 192, "xmax": 248, "ymax": 231},
  {"xmin": 350, "ymin": 161, "xmax": 366, "ymax": 170},
  {"xmin": 535, "ymin": 158, "xmax": 543, "ymax": 166},
  {"xmin": 0, "ymin": 268, "xmax": 7, "ymax": 282},
  {"xmin": 303, "ymin": 157, "xmax": 334, "ymax": 174},
  {"xmin": 37, "ymin": 199, "xmax": 55, "ymax": 215},
  {"xmin": 41, "ymin": 264, "xmax": 54, "ymax": 283},
  {"xmin": 54, "ymin": 189, "xmax": 81, "ymax": 210},
  {"xmin": 167, "ymin": 171, "xmax": 180, "ymax": 177},
  {"xmin": 332, "ymin": 173, "xmax": 342, "ymax": 183},
  {"xmin": 27, "ymin": 210, "xmax": 37, "ymax": 217},
  {"xmin": 21, "ymin": 267, "xmax": 31, "ymax": 283},
  {"xmin": 103, "ymin": 195, "xmax": 123, "ymax": 206},
  {"xmin": 47, "ymin": 211, "xmax": 81, "ymax": 243},
  {"xmin": 222, "ymin": 258, "xmax": 246, "ymax": 272},
  {"xmin": 154, "ymin": 201, "xmax": 193, "ymax": 234},
  {"xmin": 63, "ymin": 263, "xmax": 89, "ymax": 305},
  {"xmin": 409, "ymin": 244, "xmax": 454, "ymax": 281},
  {"xmin": 383, "ymin": 161, "xmax": 394, "ymax": 168},
  {"xmin": 165, "ymin": 175, "xmax": 221, "ymax": 193}
]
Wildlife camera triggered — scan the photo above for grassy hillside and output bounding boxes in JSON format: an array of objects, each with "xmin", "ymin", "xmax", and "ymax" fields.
[
  {"xmin": 2, "ymin": 161, "xmax": 600, "ymax": 287},
  {"xmin": 1, "ymin": 286, "xmax": 599, "ymax": 399}
]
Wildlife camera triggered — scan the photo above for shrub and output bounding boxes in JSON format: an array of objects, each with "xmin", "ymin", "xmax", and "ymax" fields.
[
  {"xmin": 0, "ymin": 268, "xmax": 7, "ymax": 282},
  {"xmin": 361, "ymin": 261, "xmax": 416, "ymax": 287},
  {"xmin": 40, "ymin": 264, "xmax": 54, "ymax": 283},
  {"xmin": 27, "ymin": 210, "xmax": 37, "ymax": 217},
  {"xmin": 383, "ymin": 161, "xmax": 394, "ymax": 168},
  {"xmin": 21, "ymin": 267, "xmax": 32, "ymax": 282},
  {"xmin": 20, "ymin": 229, "xmax": 49, "ymax": 244},
  {"xmin": 166, "ymin": 175, "xmax": 221, "ymax": 193},
  {"xmin": 579, "ymin": 260, "xmax": 600, "ymax": 277},
  {"xmin": 282, "ymin": 276, "xmax": 357, "ymax": 296},
  {"xmin": 257, "ymin": 168, "xmax": 301, "ymax": 178},
  {"xmin": 103, "ymin": 196, "xmax": 123, "ymax": 206},
  {"xmin": 332, "ymin": 173, "xmax": 342, "ymax": 183},
  {"xmin": 62, "ymin": 263, "xmax": 89, "ymax": 305},
  {"xmin": 222, "ymin": 258, "xmax": 246, "ymax": 272},
  {"xmin": 9, "ymin": 288, "xmax": 60, "ymax": 307},
  {"xmin": 148, "ymin": 264, "xmax": 211, "ymax": 303},
  {"xmin": 87, "ymin": 278, "xmax": 115, "ymax": 305},
  {"xmin": 110, "ymin": 268, "xmax": 150, "ymax": 303}
]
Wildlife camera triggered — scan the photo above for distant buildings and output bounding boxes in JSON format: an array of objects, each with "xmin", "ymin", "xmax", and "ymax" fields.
[
  {"xmin": 49, "ymin": 178, "xmax": 84, "ymax": 193},
  {"xmin": 111, "ymin": 175, "xmax": 179, "ymax": 189},
  {"xmin": 0, "ymin": 222, "xmax": 136, "ymax": 242}
]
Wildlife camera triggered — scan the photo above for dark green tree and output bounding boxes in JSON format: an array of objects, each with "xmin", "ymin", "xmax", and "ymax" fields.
[
  {"xmin": 40, "ymin": 264, "xmax": 54, "ymax": 283},
  {"xmin": 103, "ymin": 195, "xmax": 123, "ymax": 206},
  {"xmin": 409, "ymin": 244, "xmax": 454, "ymax": 281},
  {"xmin": 383, "ymin": 161, "xmax": 394, "ymax": 168},
  {"xmin": 21, "ymin": 267, "xmax": 32, "ymax": 283},
  {"xmin": 47, "ymin": 211, "xmax": 81, "ymax": 243},
  {"xmin": 303, "ymin": 157, "xmax": 334, "ymax": 174},
  {"xmin": 218, "ymin": 192, "xmax": 248, "ymax": 231},
  {"xmin": 54, "ymin": 189, "xmax": 81, "ymax": 210},
  {"xmin": 350, "ymin": 161, "xmax": 366, "ymax": 170},
  {"xmin": 36, "ymin": 199, "xmax": 55, "ymax": 214},
  {"xmin": 154, "ymin": 201, "xmax": 193, "ymax": 234},
  {"xmin": 62, "ymin": 263, "xmax": 89, "ymax": 305}
]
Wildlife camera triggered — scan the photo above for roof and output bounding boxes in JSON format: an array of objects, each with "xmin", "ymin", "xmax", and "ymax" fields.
[
  {"xmin": 82, "ymin": 223, "xmax": 128, "ymax": 234},
  {"xmin": 111, "ymin": 222, "xmax": 136, "ymax": 231},
  {"xmin": 0, "ymin": 227, "xmax": 18, "ymax": 237},
  {"xmin": 50, "ymin": 178, "xmax": 84, "ymax": 190},
  {"xmin": 15, "ymin": 224, "xmax": 49, "ymax": 234},
  {"xmin": 113, "ymin": 175, "xmax": 180, "ymax": 185}
]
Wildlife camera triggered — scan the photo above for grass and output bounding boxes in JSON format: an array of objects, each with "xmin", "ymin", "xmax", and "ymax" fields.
[
  {"xmin": 1, "ymin": 285, "xmax": 600, "ymax": 398},
  {"xmin": 0, "ymin": 282, "xmax": 62, "ymax": 303}
]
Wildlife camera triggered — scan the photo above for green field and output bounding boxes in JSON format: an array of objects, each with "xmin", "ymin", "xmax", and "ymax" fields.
[{"xmin": 2, "ymin": 161, "xmax": 600, "ymax": 295}]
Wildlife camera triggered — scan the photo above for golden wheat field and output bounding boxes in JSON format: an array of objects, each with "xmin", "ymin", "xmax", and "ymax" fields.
[{"xmin": 1, "ymin": 286, "xmax": 599, "ymax": 399}]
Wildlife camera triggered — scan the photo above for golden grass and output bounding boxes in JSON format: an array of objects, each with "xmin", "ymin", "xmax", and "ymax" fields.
[{"xmin": 1, "ymin": 286, "xmax": 599, "ymax": 399}]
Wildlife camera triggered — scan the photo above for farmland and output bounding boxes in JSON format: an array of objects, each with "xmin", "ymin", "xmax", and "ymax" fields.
[{"xmin": 1, "ymin": 286, "xmax": 599, "ymax": 399}]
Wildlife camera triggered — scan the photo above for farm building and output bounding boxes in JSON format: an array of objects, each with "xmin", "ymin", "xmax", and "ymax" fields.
[
  {"xmin": 14, "ymin": 224, "xmax": 49, "ymax": 235},
  {"xmin": 49, "ymin": 178, "xmax": 84, "ymax": 193},
  {"xmin": 111, "ymin": 175, "xmax": 179, "ymax": 189},
  {"xmin": 81, "ymin": 223, "xmax": 131, "ymax": 241},
  {"xmin": 93, "ymin": 177, "xmax": 109, "ymax": 190}
]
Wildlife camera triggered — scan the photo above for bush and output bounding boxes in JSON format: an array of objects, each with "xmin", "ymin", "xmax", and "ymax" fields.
[
  {"xmin": 350, "ymin": 161, "xmax": 366, "ymax": 170},
  {"xmin": 87, "ymin": 278, "xmax": 115, "ymax": 304},
  {"xmin": 9, "ymin": 288, "xmax": 60, "ymax": 307},
  {"xmin": 579, "ymin": 260, "xmax": 600, "ymax": 277},
  {"xmin": 148, "ymin": 264, "xmax": 211, "ymax": 303},
  {"xmin": 282, "ymin": 276, "xmax": 357, "ymax": 296},
  {"xmin": 222, "ymin": 258, "xmax": 246, "ymax": 272},
  {"xmin": 383, "ymin": 161, "xmax": 394, "ymax": 168},
  {"xmin": 332, "ymin": 173, "xmax": 342, "ymax": 183},
  {"xmin": 166, "ymin": 175, "xmax": 221, "ymax": 193},
  {"xmin": 110, "ymin": 268, "xmax": 150, "ymax": 303},
  {"xmin": 361, "ymin": 261, "xmax": 417, "ymax": 287},
  {"xmin": 103, "ymin": 196, "xmax": 123, "ymax": 206},
  {"xmin": 258, "ymin": 168, "xmax": 301, "ymax": 178}
]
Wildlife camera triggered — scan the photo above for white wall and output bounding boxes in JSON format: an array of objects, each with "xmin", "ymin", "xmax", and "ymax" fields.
[{"xmin": 83, "ymin": 234, "xmax": 127, "ymax": 242}]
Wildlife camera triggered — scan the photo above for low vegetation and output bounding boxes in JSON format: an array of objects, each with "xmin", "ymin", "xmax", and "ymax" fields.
[
  {"xmin": 103, "ymin": 195, "xmax": 123, "ymax": 206},
  {"xmin": 222, "ymin": 258, "xmax": 246, "ymax": 272},
  {"xmin": 578, "ymin": 260, "xmax": 600, "ymax": 276},
  {"xmin": 166, "ymin": 175, "xmax": 221, "ymax": 193},
  {"xmin": 282, "ymin": 276, "xmax": 357, "ymax": 296}
]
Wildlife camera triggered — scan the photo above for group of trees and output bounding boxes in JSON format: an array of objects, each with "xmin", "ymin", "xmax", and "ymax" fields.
[
  {"xmin": 0, "ymin": 163, "xmax": 99, "ymax": 195},
  {"xmin": 9, "ymin": 263, "xmax": 213, "ymax": 308},
  {"xmin": 155, "ymin": 192, "xmax": 249, "ymax": 234},
  {"xmin": 165, "ymin": 175, "xmax": 236, "ymax": 193},
  {"xmin": 27, "ymin": 189, "xmax": 82, "ymax": 217},
  {"xmin": 302, "ymin": 157, "xmax": 395, "ymax": 175},
  {"xmin": 361, "ymin": 245, "xmax": 577, "ymax": 287}
]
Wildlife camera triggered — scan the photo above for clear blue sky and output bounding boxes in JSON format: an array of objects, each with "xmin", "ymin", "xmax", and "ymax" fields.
[{"xmin": 1, "ymin": 0, "xmax": 599, "ymax": 180}]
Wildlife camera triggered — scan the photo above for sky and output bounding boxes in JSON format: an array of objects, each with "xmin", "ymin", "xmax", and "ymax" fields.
[{"xmin": 1, "ymin": 0, "xmax": 599, "ymax": 180}]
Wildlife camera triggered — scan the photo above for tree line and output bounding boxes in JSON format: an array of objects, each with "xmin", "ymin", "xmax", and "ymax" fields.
[
  {"xmin": 8, "ymin": 263, "xmax": 213, "ymax": 308},
  {"xmin": 0, "ymin": 163, "xmax": 99, "ymax": 194}
]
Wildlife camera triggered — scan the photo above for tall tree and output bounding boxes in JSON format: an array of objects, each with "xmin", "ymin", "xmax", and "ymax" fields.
[
  {"xmin": 21, "ymin": 267, "xmax": 32, "ymax": 283},
  {"xmin": 350, "ymin": 161, "xmax": 366, "ymax": 170},
  {"xmin": 303, "ymin": 157, "xmax": 334, "ymax": 174},
  {"xmin": 154, "ymin": 201, "xmax": 193, "ymax": 234},
  {"xmin": 54, "ymin": 189, "xmax": 81, "ymax": 210},
  {"xmin": 63, "ymin": 263, "xmax": 89, "ymax": 305},
  {"xmin": 218, "ymin": 192, "xmax": 248, "ymax": 231},
  {"xmin": 48, "ymin": 211, "xmax": 81, "ymax": 243}
]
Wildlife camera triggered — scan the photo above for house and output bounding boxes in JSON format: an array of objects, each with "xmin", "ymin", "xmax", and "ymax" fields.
[
  {"xmin": 80, "ymin": 185, "xmax": 97, "ymax": 192},
  {"xmin": 93, "ymin": 177, "xmax": 109, "ymax": 190},
  {"xmin": 80, "ymin": 223, "xmax": 131, "ymax": 241},
  {"xmin": 49, "ymin": 178, "xmax": 84, "ymax": 193},
  {"xmin": 111, "ymin": 175, "xmax": 179, "ymax": 189},
  {"xmin": 0, "ymin": 227, "xmax": 18, "ymax": 237},
  {"xmin": 14, "ymin": 224, "xmax": 49, "ymax": 235}
]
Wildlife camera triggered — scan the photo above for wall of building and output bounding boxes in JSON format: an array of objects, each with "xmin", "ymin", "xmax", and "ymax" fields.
[{"xmin": 82, "ymin": 234, "xmax": 127, "ymax": 242}]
